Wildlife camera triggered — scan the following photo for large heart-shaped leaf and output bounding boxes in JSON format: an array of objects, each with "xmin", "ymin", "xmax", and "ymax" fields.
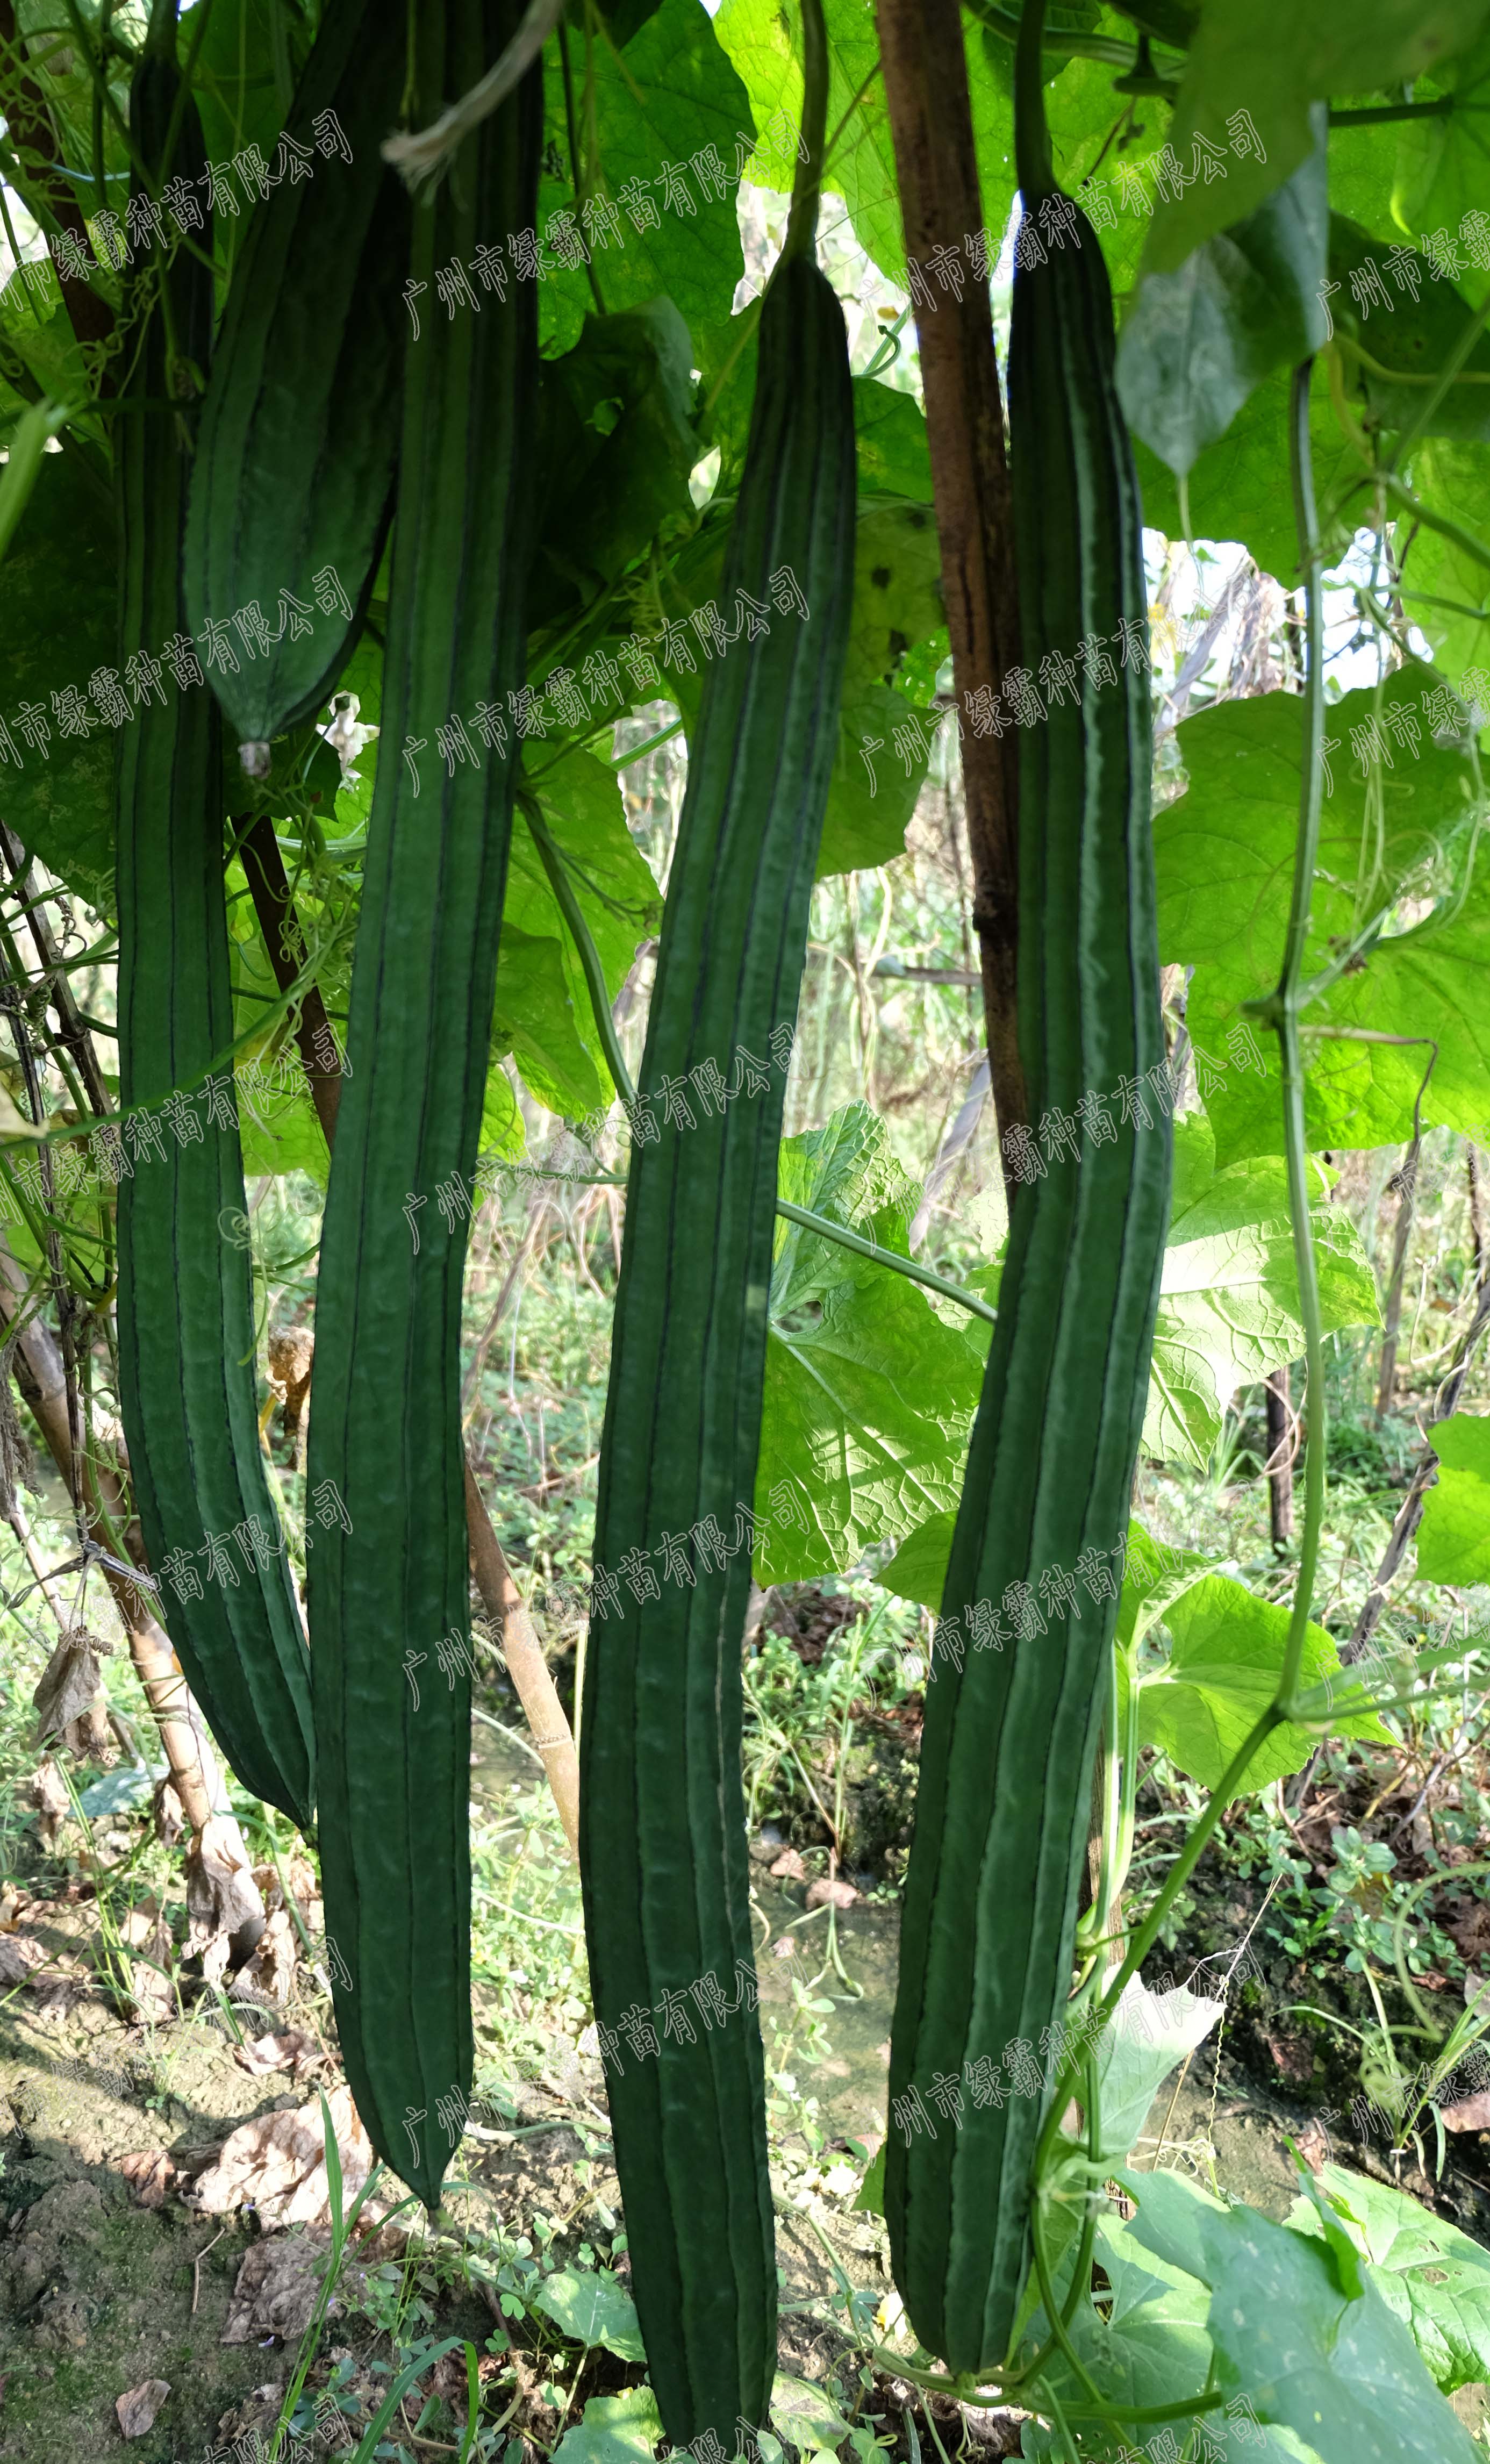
[
  {"xmin": 1125, "ymin": 2166, "xmax": 1484, "ymax": 2464},
  {"xmin": 1157, "ymin": 668, "xmax": 1487, "ymax": 1165},
  {"xmin": 1288, "ymin": 2162, "xmax": 1490, "ymax": 2394},
  {"xmin": 1129, "ymin": 1573, "xmax": 1390, "ymax": 1791},
  {"xmin": 1415, "ymin": 1411, "xmax": 1490, "ymax": 1581},
  {"xmin": 1147, "ymin": 1154, "xmax": 1381, "ymax": 1466},
  {"xmin": 1117, "ymin": 117, "xmax": 1329, "ymax": 477},
  {"xmin": 754, "ymin": 1105, "xmax": 989, "ymax": 1580}
]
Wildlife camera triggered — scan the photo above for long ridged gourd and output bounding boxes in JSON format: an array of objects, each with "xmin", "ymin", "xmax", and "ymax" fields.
[
  {"xmin": 182, "ymin": 0, "xmax": 411, "ymax": 775},
  {"xmin": 305, "ymin": 0, "xmax": 539, "ymax": 2210},
  {"xmin": 114, "ymin": 5, "xmax": 315, "ymax": 1830},
  {"xmin": 884, "ymin": 0, "xmax": 1171, "ymax": 2375},
  {"xmin": 578, "ymin": 246, "xmax": 856, "ymax": 2439}
]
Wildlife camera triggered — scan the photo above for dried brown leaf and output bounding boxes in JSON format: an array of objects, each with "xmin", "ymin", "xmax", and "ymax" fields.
[
  {"xmin": 116, "ymin": 2378, "xmax": 170, "ymax": 2438},
  {"xmin": 190, "ymin": 2083, "xmax": 379, "ymax": 2229},
  {"xmin": 805, "ymin": 1875, "xmax": 859, "ymax": 1910},
  {"xmin": 235, "ymin": 1908, "xmax": 298, "ymax": 2007},
  {"xmin": 233, "ymin": 2030, "xmax": 328, "ymax": 2081},
  {"xmin": 1441, "ymin": 2088, "xmax": 1490, "ymax": 2132},
  {"xmin": 0, "ymin": 1933, "xmax": 45, "ymax": 1986},
  {"xmin": 221, "ymin": 2231, "xmax": 330, "ymax": 2345},
  {"xmin": 33, "ymin": 1627, "xmax": 111, "ymax": 1747},
  {"xmin": 119, "ymin": 2148, "xmax": 175, "ymax": 2209},
  {"xmin": 29, "ymin": 1755, "xmax": 70, "ymax": 1850}
]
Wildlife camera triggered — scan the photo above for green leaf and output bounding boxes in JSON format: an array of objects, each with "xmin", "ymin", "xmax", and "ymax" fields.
[
  {"xmin": 1018, "ymin": 2252, "xmax": 1302, "ymax": 2462},
  {"xmin": 1121, "ymin": 2160, "xmax": 1236, "ymax": 2284},
  {"xmin": 885, "ymin": 1409, "xmax": 1285, "ymax": 1634},
  {"xmin": 531, "ymin": 301, "xmax": 700, "ymax": 635},
  {"xmin": 236, "ymin": 1071, "xmax": 327, "ymax": 1185},
  {"xmin": 1291, "ymin": 2161, "xmax": 1370, "ymax": 2301},
  {"xmin": 1145, "ymin": 1, "xmax": 1490, "ymax": 279},
  {"xmin": 1093, "ymin": 1973, "xmax": 1227, "ymax": 2165},
  {"xmin": 1148, "ymin": 1155, "xmax": 1381, "ymax": 1465},
  {"xmin": 654, "ymin": 492, "xmax": 944, "ymax": 877},
  {"xmin": 1415, "ymin": 1410, "xmax": 1490, "ymax": 1581},
  {"xmin": 495, "ymin": 746, "xmax": 662, "ymax": 1115},
  {"xmin": 755, "ymin": 1105, "xmax": 988, "ymax": 1580},
  {"xmin": 1329, "ymin": 117, "xmax": 1406, "ymax": 245},
  {"xmin": 816, "ymin": 682, "xmax": 926, "ymax": 877},
  {"xmin": 537, "ymin": 0, "xmax": 749, "ymax": 349},
  {"xmin": 1157, "ymin": 668, "xmax": 1488, "ymax": 1165},
  {"xmin": 1118, "ymin": 115, "xmax": 1330, "ymax": 477},
  {"xmin": 816, "ymin": 497, "xmax": 945, "ymax": 875},
  {"xmin": 0, "ymin": 447, "xmax": 117, "ymax": 909},
  {"xmin": 1288, "ymin": 2161, "xmax": 1490, "ymax": 2393},
  {"xmin": 0, "ymin": 400, "xmax": 69, "ymax": 569},
  {"xmin": 1171, "ymin": 1106, "xmax": 1219, "ymax": 1214},
  {"xmin": 1130, "ymin": 1573, "xmax": 1391, "ymax": 1790},
  {"xmin": 879, "ymin": 1508, "xmax": 959, "ymax": 1611},
  {"xmin": 1328, "ymin": 216, "xmax": 1490, "ymax": 442},
  {"xmin": 530, "ymin": 2266, "xmax": 647, "ymax": 2362},
  {"xmin": 853, "ymin": 378, "xmax": 933, "ymax": 501},
  {"xmin": 771, "ymin": 2373, "xmax": 853, "ymax": 2455},
  {"xmin": 591, "ymin": 0, "xmax": 665, "ymax": 46},
  {"xmin": 714, "ymin": 0, "xmax": 1014, "ymax": 287},
  {"xmin": 772, "ymin": 1101, "xmax": 922, "ymax": 1295},
  {"xmin": 1116, "ymin": 1516, "xmax": 1217, "ymax": 1651},
  {"xmin": 1132, "ymin": 366, "xmax": 1363, "ymax": 588},
  {"xmin": 1393, "ymin": 28, "xmax": 1490, "ymax": 300},
  {"xmin": 1124, "ymin": 2166, "xmax": 1484, "ymax": 2464},
  {"xmin": 842, "ymin": 503, "xmax": 946, "ymax": 699},
  {"xmin": 1397, "ymin": 433, "xmax": 1490, "ymax": 691},
  {"xmin": 478, "ymin": 1059, "xmax": 526, "ymax": 1169},
  {"xmin": 551, "ymin": 2387, "xmax": 664, "ymax": 2464},
  {"xmin": 851, "ymin": 2141, "xmax": 886, "ymax": 2214},
  {"xmin": 491, "ymin": 926, "xmax": 607, "ymax": 1119},
  {"xmin": 192, "ymin": 0, "xmax": 302, "ymax": 174},
  {"xmin": 2, "ymin": 300, "xmax": 90, "ymax": 409},
  {"xmin": 1018, "ymin": 2197, "xmax": 1258, "ymax": 2459}
]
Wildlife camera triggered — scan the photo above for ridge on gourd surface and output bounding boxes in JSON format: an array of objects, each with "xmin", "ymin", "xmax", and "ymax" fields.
[
  {"xmin": 884, "ymin": 0, "xmax": 1171, "ymax": 2377},
  {"xmin": 114, "ymin": 17, "xmax": 315, "ymax": 1830},
  {"xmin": 579, "ymin": 248, "xmax": 856, "ymax": 2445},
  {"xmin": 305, "ymin": 0, "xmax": 539, "ymax": 2212},
  {"xmin": 182, "ymin": 0, "xmax": 410, "ymax": 775}
]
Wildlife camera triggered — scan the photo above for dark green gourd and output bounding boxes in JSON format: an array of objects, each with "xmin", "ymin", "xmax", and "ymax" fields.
[
  {"xmin": 884, "ymin": 0, "xmax": 1171, "ymax": 2375},
  {"xmin": 115, "ymin": 5, "xmax": 314, "ymax": 1830},
  {"xmin": 305, "ymin": 0, "xmax": 539, "ymax": 2211},
  {"xmin": 579, "ymin": 242, "xmax": 856, "ymax": 2440}
]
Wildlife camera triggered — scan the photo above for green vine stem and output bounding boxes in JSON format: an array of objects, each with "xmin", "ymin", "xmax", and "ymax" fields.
[
  {"xmin": 1014, "ymin": 0, "xmax": 1056, "ymax": 201},
  {"xmin": 517, "ymin": 793, "xmax": 1001, "ymax": 1324},
  {"xmin": 774, "ymin": 1200, "xmax": 997, "ymax": 1321},
  {"xmin": 1264, "ymin": 354, "xmax": 1329, "ymax": 1709},
  {"xmin": 782, "ymin": 0, "xmax": 829, "ymax": 266}
]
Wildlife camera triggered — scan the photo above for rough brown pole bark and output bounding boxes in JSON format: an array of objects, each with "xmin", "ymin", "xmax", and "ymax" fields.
[
  {"xmin": 0, "ymin": 2, "xmax": 115, "ymax": 348},
  {"xmin": 876, "ymin": 0, "xmax": 1026, "ymax": 1207},
  {"xmin": 1375, "ymin": 1138, "xmax": 1421, "ymax": 1419},
  {"xmin": 0, "ymin": 1240, "xmax": 262, "ymax": 1915},
  {"xmin": 463, "ymin": 1457, "xmax": 581, "ymax": 1858},
  {"xmin": 241, "ymin": 814, "xmax": 583, "ymax": 1855},
  {"xmin": 239, "ymin": 813, "xmax": 349, "ymax": 1143},
  {"xmin": 1292, "ymin": 1241, "xmax": 1490, "ymax": 1809},
  {"xmin": 1264, "ymin": 1365, "xmax": 1294, "ymax": 1548}
]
